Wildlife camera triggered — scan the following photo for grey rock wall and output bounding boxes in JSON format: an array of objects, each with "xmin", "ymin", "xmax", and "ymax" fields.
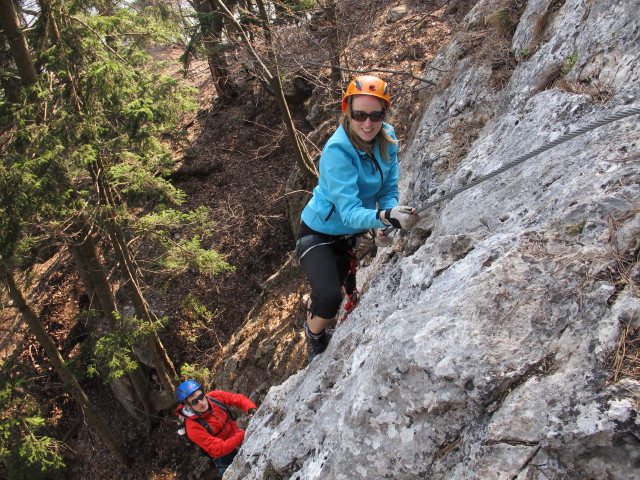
[{"xmin": 225, "ymin": 0, "xmax": 640, "ymax": 478}]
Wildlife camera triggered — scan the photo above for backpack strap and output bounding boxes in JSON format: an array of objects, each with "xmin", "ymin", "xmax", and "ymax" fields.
[
  {"xmin": 178, "ymin": 418, "xmax": 214, "ymax": 458},
  {"xmin": 185, "ymin": 395, "xmax": 234, "ymax": 439},
  {"xmin": 191, "ymin": 417, "xmax": 214, "ymax": 436},
  {"xmin": 206, "ymin": 395, "xmax": 236, "ymax": 421}
]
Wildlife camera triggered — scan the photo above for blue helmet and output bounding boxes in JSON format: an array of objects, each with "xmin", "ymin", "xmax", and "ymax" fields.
[{"xmin": 177, "ymin": 380, "xmax": 202, "ymax": 403}]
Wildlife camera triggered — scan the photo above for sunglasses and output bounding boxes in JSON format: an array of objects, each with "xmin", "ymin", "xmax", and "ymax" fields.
[
  {"xmin": 187, "ymin": 393, "xmax": 206, "ymax": 407},
  {"xmin": 351, "ymin": 110, "xmax": 385, "ymax": 122}
]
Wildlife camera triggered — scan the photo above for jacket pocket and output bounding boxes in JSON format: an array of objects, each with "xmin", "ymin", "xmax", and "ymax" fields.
[{"xmin": 324, "ymin": 204, "xmax": 336, "ymax": 222}]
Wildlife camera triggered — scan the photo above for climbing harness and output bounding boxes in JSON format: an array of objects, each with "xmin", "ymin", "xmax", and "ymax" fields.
[
  {"xmin": 297, "ymin": 231, "xmax": 363, "ymax": 323},
  {"xmin": 295, "ymin": 234, "xmax": 334, "ymax": 264}
]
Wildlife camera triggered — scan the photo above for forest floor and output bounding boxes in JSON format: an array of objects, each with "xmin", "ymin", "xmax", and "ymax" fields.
[{"xmin": 0, "ymin": 1, "xmax": 474, "ymax": 479}]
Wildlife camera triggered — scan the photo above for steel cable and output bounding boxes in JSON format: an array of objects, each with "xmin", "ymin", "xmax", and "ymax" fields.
[{"xmin": 413, "ymin": 105, "xmax": 640, "ymax": 215}]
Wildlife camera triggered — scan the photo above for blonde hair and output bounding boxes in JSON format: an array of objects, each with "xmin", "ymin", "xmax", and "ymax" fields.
[{"xmin": 340, "ymin": 100, "xmax": 397, "ymax": 161}]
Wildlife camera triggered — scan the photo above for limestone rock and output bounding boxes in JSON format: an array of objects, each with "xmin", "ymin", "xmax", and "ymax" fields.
[{"xmin": 226, "ymin": 0, "xmax": 640, "ymax": 478}]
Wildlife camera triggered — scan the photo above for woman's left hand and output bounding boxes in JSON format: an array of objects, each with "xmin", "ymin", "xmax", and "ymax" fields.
[{"xmin": 381, "ymin": 206, "xmax": 419, "ymax": 229}]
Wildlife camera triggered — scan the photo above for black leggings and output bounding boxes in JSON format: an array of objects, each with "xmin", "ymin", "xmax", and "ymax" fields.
[{"xmin": 296, "ymin": 224, "xmax": 357, "ymax": 319}]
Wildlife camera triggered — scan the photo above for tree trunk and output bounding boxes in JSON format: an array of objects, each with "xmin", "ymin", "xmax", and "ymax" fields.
[
  {"xmin": 193, "ymin": 0, "xmax": 238, "ymax": 103},
  {"xmin": 208, "ymin": 52, "xmax": 238, "ymax": 102},
  {"xmin": 88, "ymin": 160, "xmax": 178, "ymax": 395},
  {"xmin": 1, "ymin": 266, "xmax": 132, "ymax": 468},
  {"xmin": 36, "ymin": 0, "xmax": 60, "ymax": 44},
  {"xmin": 256, "ymin": 0, "xmax": 317, "ymax": 180},
  {"xmin": 107, "ymin": 221, "xmax": 178, "ymax": 394},
  {"xmin": 323, "ymin": 0, "xmax": 342, "ymax": 100},
  {"xmin": 0, "ymin": 0, "xmax": 38, "ymax": 86},
  {"xmin": 68, "ymin": 220, "xmax": 157, "ymax": 429},
  {"xmin": 69, "ymin": 221, "xmax": 118, "ymax": 320}
]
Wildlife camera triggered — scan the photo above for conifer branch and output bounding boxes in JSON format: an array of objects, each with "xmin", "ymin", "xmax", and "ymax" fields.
[{"xmin": 69, "ymin": 16, "xmax": 128, "ymax": 64}]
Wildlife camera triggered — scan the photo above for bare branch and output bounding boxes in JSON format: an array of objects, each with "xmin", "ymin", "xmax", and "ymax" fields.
[
  {"xmin": 209, "ymin": 0, "xmax": 273, "ymax": 81},
  {"xmin": 69, "ymin": 16, "xmax": 128, "ymax": 64},
  {"xmin": 411, "ymin": 0, "xmax": 453, "ymax": 29},
  {"xmin": 301, "ymin": 61, "xmax": 444, "ymax": 84}
]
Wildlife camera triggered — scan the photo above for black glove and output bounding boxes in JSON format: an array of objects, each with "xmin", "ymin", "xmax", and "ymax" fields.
[
  {"xmin": 248, "ymin": 408, "xmax": 257, "ymax": 416},
  {"xmin": 379, "ymin": 206, "xmax": 418, "ymax": 229}
]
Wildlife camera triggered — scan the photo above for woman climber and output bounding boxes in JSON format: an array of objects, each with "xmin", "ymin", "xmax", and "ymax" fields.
[{"xmin": 296, "ymin": 75, "xmax": 418, "ymax": 362}]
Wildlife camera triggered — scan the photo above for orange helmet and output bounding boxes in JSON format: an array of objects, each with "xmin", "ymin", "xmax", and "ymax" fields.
[{"xmin": 341, "ymin": 76, "xmax": 391, "ymax": 113}]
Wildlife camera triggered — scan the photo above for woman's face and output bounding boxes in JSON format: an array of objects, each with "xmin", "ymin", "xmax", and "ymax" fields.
[{"xmin": 350, "ymin": 95, "xmax": 385, "ymax": 143}]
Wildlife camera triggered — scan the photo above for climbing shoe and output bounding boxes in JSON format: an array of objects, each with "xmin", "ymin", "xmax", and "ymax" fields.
[{"xmin": 304, "ymin": 321, "xmax": 334, "ymax": 363}]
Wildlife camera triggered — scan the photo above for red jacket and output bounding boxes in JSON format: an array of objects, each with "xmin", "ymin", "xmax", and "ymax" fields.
[{"xmin": 176, "ymin": 390, "xmax": 257, "ymax": 458}]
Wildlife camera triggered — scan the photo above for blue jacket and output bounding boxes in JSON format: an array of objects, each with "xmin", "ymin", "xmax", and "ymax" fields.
[{"xmin": 301, "ymin": 124, "xmax": 399, "ymax": 235}]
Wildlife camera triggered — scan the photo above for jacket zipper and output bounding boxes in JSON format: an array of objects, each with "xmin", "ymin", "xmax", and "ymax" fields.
[
  {"xmin": 359, "ymin": 151, "xmax": 384, "ymax": 185},
  {"xmin": 370, "ymin": 155, "xmax": 384, "ymax": 184}
]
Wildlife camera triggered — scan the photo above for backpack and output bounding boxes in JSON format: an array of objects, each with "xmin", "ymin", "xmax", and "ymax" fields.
[{"xmin": 176, "ymin": 395, "xmax": 236, "ymax": 453}]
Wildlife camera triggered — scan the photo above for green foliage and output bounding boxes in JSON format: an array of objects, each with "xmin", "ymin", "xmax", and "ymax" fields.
[
  {"xmin": 109, "ymin": 157, "xmax": 187, "ymax": 205},
  {"xmin": 281, "ymin": 0, "xmax": 317, "ymax": 11},
  {"xmin": 485, "ymin": 0, "xmax": 526, "ymax": 36},
  {"xmin": 182, "ymin": 5, "xmax": 227, "ymax": 74},
  {"xmin": 7, "ymin": 434, "xmax": 65, "ymax": 480},
  {"xmin": 487, "ymin": 8, "xmax": 512, "ymax": 31},
  {"xmin": 0, "ymin": 165, "xmax": 32, "ymax": 259},
  {"xmin": 137, "ymin": 206, "xmax": 215, "ymax": 238},
  {"xmin": 64, "ymin": 310, "xmax": 101, "ymax": 381},
  {"xmin": 561, "ymin": 52, "xmax": 579, "ymax": 75},
  {"xmin": 0, "ymin": 0, "xmax": 199, "ymax": 270},
  {"xmin": 271, "ymin": 0, "xmax": 317, "ymax": 26},
  {"xmin": 192, "ymin": 11, "xmax": 225, "ymax": 32},
  {"xmin": 179, "ymin": 363, "xmax": 212, "ymax": 388},
  {"xmin": 181, "ymin": 294, "xmax": 214, "ymax": 322},
  {"xmin": 179, "ymin": 293, "xmax": 217, "ymax": 342},
  {"xmin": 0, "ymin": 0, "xmax": 224, "ymax": 337},
  {"xmin": 159, "ymin": 236, "xmax": 234, "ymax": 277},
  {"xmin": 0, "ymin": 125, "xmax": 74, "ymax": 263},
  {"xmin": 137, "ymin": 206, "xmax": 231, "ymax": 279},
  {"xmin": 565, "ymin": 220, "xmax": 586, "ymax": 236},
  {"xmin": 86, "ymin": 314, "xmax": 156, "ymax": 380},
  {"xmin": 0, "ymin": 374, "xmax": 66, "ymax": 480}
]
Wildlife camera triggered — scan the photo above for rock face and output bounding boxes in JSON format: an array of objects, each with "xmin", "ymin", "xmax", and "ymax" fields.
[{"xmin": 226, "ymin": 0, "xmax": 640, "ymax": 478}]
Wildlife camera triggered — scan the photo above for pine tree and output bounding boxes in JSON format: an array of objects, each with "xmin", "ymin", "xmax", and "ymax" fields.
[
  {"xmin": 0, "ymin": 0, "xmax": 234, "ymax": 470},
  {"xmin": 0, "ymin": 372, "xmax": 66, "ymax": 479},
  {"xmin": 1, "ymin": 265, "xmax": 133, "ymax": 469}
]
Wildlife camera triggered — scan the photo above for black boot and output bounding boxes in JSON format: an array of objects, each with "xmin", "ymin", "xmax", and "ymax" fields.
[{"xmin": 304, "ymin": 321, "xmax": 334, "ymax": 363}]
